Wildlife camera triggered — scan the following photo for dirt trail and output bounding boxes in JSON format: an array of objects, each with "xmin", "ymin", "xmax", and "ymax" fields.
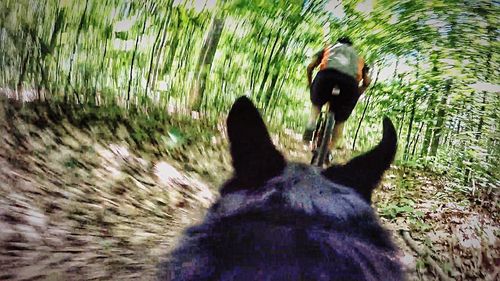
[
  {"xmin": 0, "ymin": 98, "xmax": 216, "ymax": 280},
  {"xmin": 0, "ymin": 97, "xmax": 498, "ymax": 281}
]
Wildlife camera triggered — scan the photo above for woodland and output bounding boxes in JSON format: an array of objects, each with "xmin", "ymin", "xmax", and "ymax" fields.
[{"xmin": 0, "ymin": 0, "xmax": 498, "ymax": 280}]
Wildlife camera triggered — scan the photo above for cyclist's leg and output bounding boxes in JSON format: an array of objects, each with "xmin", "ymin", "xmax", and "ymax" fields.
[
  {"xmin": 304, "ymin": 71, "xmax": 330, "ymax": 141},
  {"xmin": 303, "ymin": 104, "xmax": 320, "ymax": 142},
  {"xmin": 327, "ymin": 71, "xmax": 359, "ymax": 150},
  {"xmin": 329, "ymin": 121, "xmax": 345, "ymax": 150},
  {"xmin": 306, "ymin": 105, "xmax": 321, "ymax": 130}
]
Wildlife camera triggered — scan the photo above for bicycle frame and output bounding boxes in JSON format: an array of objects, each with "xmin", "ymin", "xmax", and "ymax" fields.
[{"xmin": 310, "ymin": 103, "xmax": 335, "ymax": 167}]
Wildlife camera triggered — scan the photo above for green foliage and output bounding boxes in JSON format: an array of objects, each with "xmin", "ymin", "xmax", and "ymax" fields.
[
  {"xmin": 165, "ymin": 127, "xmax": 185, "ymax": 148},
  {"xmin": 0, "ymin": 0, "xmax": 497, "ymax": 194},
  {"xmin": 64, "ymin": 157, "xmax": 79, "ymax": 169},
  {"xmin": 380, "ymin": 202, "xmax": 414, "ymax": 220}
]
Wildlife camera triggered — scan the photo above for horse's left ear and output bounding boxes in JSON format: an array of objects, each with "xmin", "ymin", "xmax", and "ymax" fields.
[
  {"xmin": 223, "ymin": 96, "xmax": 285, "ymax": 194},
  {"xmin": 323, "ymin": 117, "xmax": 397, "ymax": 202}
]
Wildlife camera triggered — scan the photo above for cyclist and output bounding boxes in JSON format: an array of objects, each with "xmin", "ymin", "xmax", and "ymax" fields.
[{"xmin": 303, "ymin": 37, "xmax": 371, "ymax": 154}]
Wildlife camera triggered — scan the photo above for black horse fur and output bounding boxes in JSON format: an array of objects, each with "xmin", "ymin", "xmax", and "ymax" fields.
[{"xmin": 158, "ymin": 96, "xmax": 404, "ymax": 281}]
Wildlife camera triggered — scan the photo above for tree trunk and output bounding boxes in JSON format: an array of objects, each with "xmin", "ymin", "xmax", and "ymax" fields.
[
  {"xmin": 403, "ymin": 91, "xmax": 418, "ymax": 160},
  {"xmin": 145, "ymin": 9, "xmax": 170, "ymax": 95},
  {"xmin": 262, "ymin": 70, "xmax": 280, "ymax": 112},
  {"xmin": 127, "ymin": 5, "xmax": 149, "ymax": 105},
  {"xmin": 420, "ymin": 91, "xmax": 437, "ymax": 157},
  {"xmin": 256, "ymin": 30, "xmax": 282, "ymax": 105},
  {"xmin": 161, "ymin": 8, "xmax": 181, "ymax": 76},
  {"xmin": 268, "ymin": 73, "xmax": 288, "ymax": 121},
  {"xmin": 65, "ymin": 0, "xmax": 89, "ymax": 103},
  {"xmin": 352, "ymin": 68, "xmax": 381, "ymax": 151},
  {"xmin": 95, "ymin": 28, "xmax": 110, "ymax": 99},
  {"xmin": 249, "ymin": 19, "xmax": 270, "ymax": 93},
  {"xmin": 148, "ymin": 1, "xmax": 174, "ymax": 94},
  {"xmin": 256, "ymin": 14, "xmax": 303, "ymax": 105},
  {"xmin": 17, "ymin": 48, "xmax": 30, "ymax": 95},
  {"xmin": 259, "ymin": 20, "xmax": 299, "ymax": 106},
  {"xmin": 411, "ymin": 122, "xmax": 424, "ymax": 158},
  {"xmin": 475, "ymin": 91, "xmax": 487, "ymax": 140},
  {"xmin": 39, "ymin": 7, "xmax": 64, "ymax": 94},
  {"xmin": 429, "ymin": 82, "xmax": 451, "ymax": 156},
  {"xmin": 476, "ymin": 27, "xmax": 493, "ymax": 140},
  {"xmin": 403, "ymin": 57, "xmax": 420, "ymax": 160},
  {"xmin": 398, "ymin": 109, "xmax": 405, "ymax": 137},
  {"xmin": 420, "ymin": 123, "xmax": 432, "ymax": 157},
  {"xmin": 190, "ymin": 15, "xmax": 225, "ymax": 111},
  {"xmin": 393, "ymin": 58, "xmax": 399, "ymax": 78}
]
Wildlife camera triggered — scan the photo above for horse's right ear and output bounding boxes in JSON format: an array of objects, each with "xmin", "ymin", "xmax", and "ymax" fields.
[
  {"xmin": 323, "ymin": 117, "xmax": 397, "ymax": 202},
  {"xmin": 223, "ymin": 96, "xmax": 285, "ymax": 194}
]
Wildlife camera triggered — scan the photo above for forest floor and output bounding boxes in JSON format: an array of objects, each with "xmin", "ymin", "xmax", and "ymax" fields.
[{"xmin": 0, "ymin": 95, "xmax": 498, "ymax": 281}]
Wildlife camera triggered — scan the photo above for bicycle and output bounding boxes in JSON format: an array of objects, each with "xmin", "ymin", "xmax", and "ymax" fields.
[{"xmin": 310, "ymin": 87, "xmax": 340, "ymax": 167}]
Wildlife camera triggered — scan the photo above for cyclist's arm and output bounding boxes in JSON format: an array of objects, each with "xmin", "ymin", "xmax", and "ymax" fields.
[
  {"xmin": 307, "ymin": 50, "xmax": 323, "ymax": 89},
  {"xmin": 362, "ymin": 65, "xmax": 372, "ymax": 87},
  {"xmin": 359, "ymin": 85, "xmax": 369, "ymax": 95},
  {"xmin": 358, "ymin": 64, "xmax": 372, "ymax": 95}
]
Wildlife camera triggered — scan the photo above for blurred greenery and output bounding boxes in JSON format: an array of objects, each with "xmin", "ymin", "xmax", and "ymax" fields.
[{"xmin": 0, "ymin": 0, "xmax": 498, "ymax": 195}]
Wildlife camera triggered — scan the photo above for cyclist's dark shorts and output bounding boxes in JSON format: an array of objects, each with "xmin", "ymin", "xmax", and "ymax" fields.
[{"xmin": 310, "ymin": 68, "xmax": 360, "ymax": 122}]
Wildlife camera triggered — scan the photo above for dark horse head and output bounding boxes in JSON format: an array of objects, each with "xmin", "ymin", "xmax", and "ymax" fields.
[{"xmin": 158, "ymin": 96, "xmax": 403, "ymax": 281}]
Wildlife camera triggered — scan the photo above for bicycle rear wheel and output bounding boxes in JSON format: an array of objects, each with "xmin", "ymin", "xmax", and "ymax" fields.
[
  {"xmin": 310, "ymin": 112, "xmax": 325, "ymax": 165},
  {"xmin": 314, "ymin": 111, "xmax": 335, "ymax": 167}
]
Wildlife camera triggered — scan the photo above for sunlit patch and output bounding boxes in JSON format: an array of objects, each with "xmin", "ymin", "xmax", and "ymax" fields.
[
  {"xmin": 189, "ymin": 178, "xmax": 217, "ymax": 206},
  {"xmin": 389, "ymin": 14, "xmax": 399, "ymax": 25},
  {"xmin": 0, "ymin": 88, "xmax": 40, "ymax": 102},
  {"xmin": 483, "ymin": 227, "xmax": 496, "ymax": 246},
  {"xmin": 355, "ymin": 0, "xmax": 374, "ymax": 14},
  {"xmin": 377, "ymin": 57, "xmax": 413, "ymax": 81},
  {"xmin": 114, "ymin": 16, "xmax": 138, "ymax": 32},
  {"xmin": 157, "ymin": 81, "xmax": 169, "ymax": 92},
  {"xmin": 399, "ymin": 252, "xmax": 416, "ymax": 270},
  {"xmin": 95, "ymin": 144, "xmax": 114, "ymax": 160},
  {"xmin": 217, "ymin": 122, "xmax": 227, "ymax": 139},
  {"xmin": 226, "ymin": 16, "xmax": 250, "ymax": 39},
  {"xmin": 191, "ymin": 111, "xmax": 200, "ymax": 120},
  {"xmin": 469, "ymin": 82, "xmax": 500, "ymax": 93},
  {"xmin": 425, "ymin": 18, "xmax": 447, "ymax": 29},
  {"xmin": 455, "ymin": 215, "xmax": 481, "ymax": 249},
  {"xmin": 109, "ymin": 144, "xmax": 130, "ymax": 158},
  {"xmin": 112, "ymin": 39, "xmax": 136, "ymax": 51},
  {"xmin": 283, "ymin": 128, "xmax": 300, "ymax": 140},
  {"xmin": 154, "ymin": 161, "xmax": 215, "ymax": 207},
  {"xmin": 167, "ymin": 103, "xmax": 177, "ymax": 113},
  {"xmin": 105, "ymin": 165, "xmax": 123, "ymax": 180},
  {"xmin": 136, "ymin": 157, "xmax": 149, "ymax": 168},
  {"xmin": 155, "ymin": 162, "xmax": 184, "ymax": 185},
  {"xmin": 92, "ymin": 143, "xmax": 134, "ymax": 181},
  {"xmin": 324, "ymin": 0, "xmax": 345, "ymax": 19},
  {"xmin": 176, "ymin": 0, "xmax": 216, "ymax": 13}
]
